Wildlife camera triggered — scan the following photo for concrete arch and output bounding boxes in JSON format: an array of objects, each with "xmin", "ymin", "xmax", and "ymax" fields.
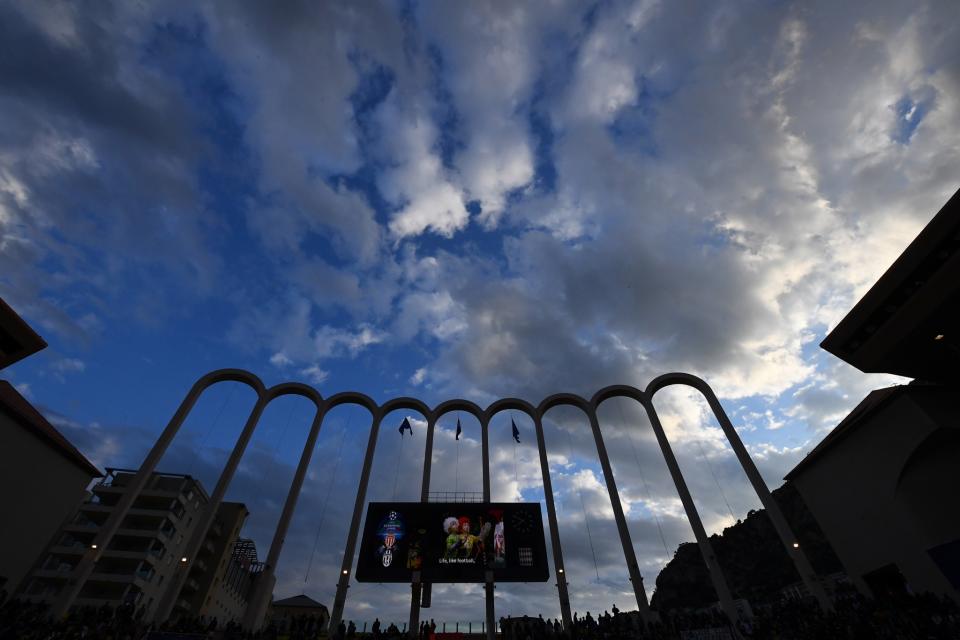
[
  {"xmin": 380, "ymin": 396, "xmax": 432, "ymax": 419},
  {"xmin": 538, "ymin": 392, "xmax": 592, "ymax": 415},
  {"xmin": 265, "ymin": 381, "xmax": 323, "ymax": 407},
  {"xmin": 485, "ymin": 397, "xmax": 537, "ymax": 421},
  {"xmin": 327, "ymin": 391, "xmax": 380, "ymax": 417},
  {"xmin": 487, "ymin": 397, "xmax": 571, "ymax": 627},
  {"xmin": 591, "ymin": 384, "xmax": 647, "ymax": 408},
  {"xmin": 538, "ymin": 394, "xmax": 653, "ymax": 620},
  {"xmin": 433, "ymin": 398, "xmax": 485, "ymax": 423},
  {"xmin": 645, "ymin": 373, "xmax": 833, "ymax": 613},
  {"xmin": 58, "ymin": 366, "xmax": 829, "ymax": 636}
]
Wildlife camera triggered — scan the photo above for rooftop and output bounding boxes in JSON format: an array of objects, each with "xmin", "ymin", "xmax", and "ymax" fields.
[
  {"xmin": 0, "ymin": 297, "xmax": 47, "ymax": 370},
  {"xmin": 0, "ymin": 380, "xmax": 101, "ymax": 477},
  {"xmin": 820, "ymin": 187, "xmax": 960, "ymax": 383}
]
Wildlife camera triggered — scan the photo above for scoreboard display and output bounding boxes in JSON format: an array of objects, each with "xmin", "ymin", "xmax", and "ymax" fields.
[{"xmin": 355, "ymin": 502, "xmax": 549, "ymax": 583}]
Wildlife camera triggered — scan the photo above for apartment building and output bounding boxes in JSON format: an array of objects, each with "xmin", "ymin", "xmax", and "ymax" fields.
[{"xmin": 20, "ymin": 468, "xmax": 260, "ymax": 623}]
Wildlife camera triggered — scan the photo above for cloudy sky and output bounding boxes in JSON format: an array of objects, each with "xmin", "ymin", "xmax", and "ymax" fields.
[{"xmin": 2, "ymin": 0, "xmax": 959, "ymax": 627}]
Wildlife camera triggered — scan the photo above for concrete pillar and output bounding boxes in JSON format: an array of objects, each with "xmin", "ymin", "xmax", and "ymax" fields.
[
  {"xmin": 643, "ymin": 402, "xmax": 741, "ymax": 630},
  {"xmin": 408, "ymin": 571, "xmax": 422, "ymax": 639},
  {"xmin": 329, "ymin": 410, "xmax": 383, "ymax": 632},
  {"xmin": 244, "ymin": 405, "xmax": 327, "ymax": 630},
  {"xmin": 585, "ymin": 408, "xmax": 653, "ymax": 622},
  {"xmin": 155, "ymin": 396, "xmax": 269, "ymax": 621},
  {"xmin": 409, "ymin": 415, "xmax": 436, "ymax": 637},
  {"xmin": 533, "ymin": 412, "xmax": 572, "ymax": 630},
  {"xmin": 485, "ymin": 576, "xmax": 496, "ymax": 640},
  {"xmin": 482, "ymin": 416, "xmax": 494, "ymax": 640},
  {"xmin": 696, "ymin": 383, "xmax": 833, "ymax": 611}
]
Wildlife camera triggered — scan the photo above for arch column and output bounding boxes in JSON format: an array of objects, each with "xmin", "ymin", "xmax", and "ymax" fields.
[
  {"xmin": 156, "ymin": 395, "xmax": 270, "ymax": 622},
  {"xmin": 533, "ymin": 411, "xmax": 572, "ymax": 630},
  {"xmin": 244, "ymin": 403, "xmax": 328, "ymax": 630},
  {"xmin": 585, "ymin": 407, "xmax": 653, "ymax": 622},
  {"xmin": 409, "ymin": 413, "xmax": 437, "ymax": 638},
  {"xmin": 480, "ymin": 413, "xmax": 496, "ymax": 640},
  {"xmin": 329, "ymin": 410, "xmax": 383, "ymax": 632},
  {"xmin": 692, "ymin": 381, "xmax": 833, "ymax": 611},
  {"xmin": 641, "ymin": 401, "xmax": 740, "ymax": 629}
]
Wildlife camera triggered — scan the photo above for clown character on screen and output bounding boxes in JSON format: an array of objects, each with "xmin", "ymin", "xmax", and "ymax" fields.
[{"xmin": 443, "ymin": 517, "xmax": 461, "ymax": 559}]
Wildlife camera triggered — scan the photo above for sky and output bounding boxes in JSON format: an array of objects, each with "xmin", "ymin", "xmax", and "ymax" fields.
[{"xmin": 1, "ymin": 0, "xmax": 959, "ymax": 628}]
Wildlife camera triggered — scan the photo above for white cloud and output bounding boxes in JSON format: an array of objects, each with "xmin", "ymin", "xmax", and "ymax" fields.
[
  {"xmin": 299, "ymin": 364, "xmax": 329, "ymax": 385},
  {"xmin": 51, "ymin": 357, "xmax": 86, "ymax": 376},
  {"xmin": 269, "ymin": 352, "xmax": 293, "ymax": 368}
]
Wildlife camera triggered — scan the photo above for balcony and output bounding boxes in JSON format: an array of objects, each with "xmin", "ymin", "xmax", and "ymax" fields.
[
  {"xmin": 49, "ymin": 544, "xmax": 86, "ymax": 556},
  {"xmin": 33, "ymin": 568, "xmax": 73, "ymax": 580}
]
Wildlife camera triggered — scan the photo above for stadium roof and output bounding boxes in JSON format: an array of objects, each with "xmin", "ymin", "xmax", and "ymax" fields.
[
  {"xmin": 820, "ymin": 187, "xmax": 960, "ymax": 383},
  {"xmin": 272, "ymin": 594, "xmax": 328, "ymax": 610},
  {"xmin": 0, "ymin": 297, "xmax": 47, "ymax": 370},
  {"xmin": 0, "ymin": 380, "xmax": 102, "ymax": 477}
]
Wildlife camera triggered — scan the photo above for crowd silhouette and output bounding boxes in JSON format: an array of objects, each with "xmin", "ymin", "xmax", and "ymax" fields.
[{"xmin": 1, "ymin": 586, "xmax": 959, "ymax": 640}]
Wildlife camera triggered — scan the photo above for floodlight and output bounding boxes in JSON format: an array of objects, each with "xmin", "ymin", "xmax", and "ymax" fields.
[
  {"xmin": 792, "ymin": 542, "xmax": 799, "ymax": 548},
  {"xmin": 935, "ymin": 334, "xmax": 945, "ymax": 341},
  {"xmin": 181, "ymin": 556, "xmax": 188, "ymax": 563},
  {"xmin": 91, "ymin": 544, "xmax": 98, "ymax": 549}
]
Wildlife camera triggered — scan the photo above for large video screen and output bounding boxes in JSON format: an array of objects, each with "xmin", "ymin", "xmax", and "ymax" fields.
[{"xmin": 356, "ymin": 502, "xmax": 549, "ymax": 583}]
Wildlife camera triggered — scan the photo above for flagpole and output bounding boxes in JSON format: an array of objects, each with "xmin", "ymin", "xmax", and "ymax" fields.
[{"xmin": 455, "ymin": 414, "xmax": 460, "ymax": 495}]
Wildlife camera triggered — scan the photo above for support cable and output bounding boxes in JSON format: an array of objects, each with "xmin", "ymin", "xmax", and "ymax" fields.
[
  {"xmin": 248, "ymin": 401, "xmax": 297, "ymax": 508},
  {"xmin": 304, "ymin": 414, "xmax": 350, "ymax": 583},
  {"xmin": 566, "ymin": 427, "xmax": 601, "ymax": 582},
  {"xmin": 187, "ymin": 385, "xmax": 235, "ymax": 477},
  {"xmin": 392, "ymin": 419, "xmax": 407, "ymax": 501},
  {"xmin": 615, "ymin": 399, "xmax": 671, "ymax": 559},
  {"xmin": 695, "ymin": 439, "xmax": 737, "ymax": 523},
  {"xmin": 455, "ymin": 412, "xmax": 461, "ymax": 494}
]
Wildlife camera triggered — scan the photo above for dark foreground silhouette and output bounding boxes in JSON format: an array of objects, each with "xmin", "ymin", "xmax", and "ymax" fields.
[{"xmin": 1, "ymin": 588, "xmax": 958, "ymax": 640}]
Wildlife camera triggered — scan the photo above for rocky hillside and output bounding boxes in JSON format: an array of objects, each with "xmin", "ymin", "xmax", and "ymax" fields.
[{"xmin": 650, "ymin": 482, "xmax": 843, "ymax": 611}]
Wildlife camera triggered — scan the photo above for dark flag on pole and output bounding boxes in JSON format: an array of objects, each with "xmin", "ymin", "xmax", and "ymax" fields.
[
  {"xmin": 511, "ymin": 419, "xmax": 521, "ymax": 443},
  {"xmin": 398, "ymin": 417, "xmax": 413, "ymax": 437},
  {"xmin": 455, "ymin": 418, "xmax": 462, "ymax": 440}
]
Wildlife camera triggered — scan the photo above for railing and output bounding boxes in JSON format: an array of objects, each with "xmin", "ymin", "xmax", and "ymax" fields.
[{"xmin": 428, "ymin": 491, "xmax": 485, "ymax": 503}]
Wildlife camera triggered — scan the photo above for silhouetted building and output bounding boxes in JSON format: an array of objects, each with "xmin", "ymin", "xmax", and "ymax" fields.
[
  {"xmin": 821, "ymin": 188, "xmax": 960, "ymax": 384},
  {"xmin": 19, "ymin": 469, "xmax": 260, "ymax": 622},
  {"xmin": 786, "ymin": 383, "xmax": 959, "ymax": 601},
  {"xmin": 271, "ymin": 594, "xmax": 329, "ymax": 634},
  {"xmin": 788, "ymin": 187, "xmax": 960, "ymax": 603},
  {"xmin": 0, "ymin": 381, "xmax": 101, "ymax": 595},
  {"xmin": 0, "ymin": 297, "xmax": 47, "ymax": 370}
]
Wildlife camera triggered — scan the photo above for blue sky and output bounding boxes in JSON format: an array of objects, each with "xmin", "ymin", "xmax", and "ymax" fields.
[{"xmin": 2, "ymin": 0, "xmax": 959, "ymax": 626}]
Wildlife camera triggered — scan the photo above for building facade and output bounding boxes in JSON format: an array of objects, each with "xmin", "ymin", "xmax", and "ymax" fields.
[
  {"xmin": 786, "ymin": 384, "xmax": 960, "ymax": 601},
  {"xmin": 20, "ymin": 468, "xmax": 261, "ymax": 623}
]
